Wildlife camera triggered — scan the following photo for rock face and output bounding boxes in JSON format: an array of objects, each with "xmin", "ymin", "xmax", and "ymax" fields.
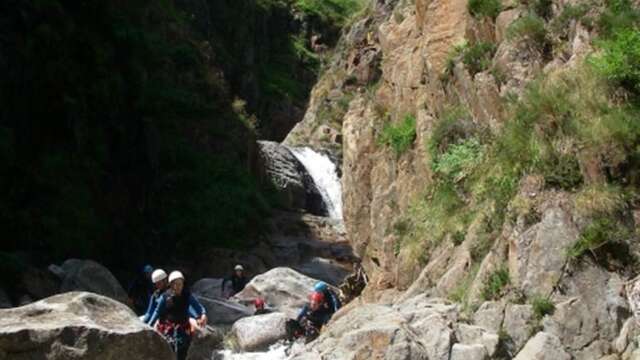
[
  {"xmin": 59, "ymin": 259, "xmax": 127, "ymax": 303},
  {"xmin": 256, "ymin": 141, "xmax": 326, "ymax": 216},
  {"xmin": 0, "ymin": 291, "xmax": 173, "ymax": 360},
  {"xmin": 290, "ymin": 295, "xmax": 472, "ymax": 360},
  {"xmin": 192, "ymin": 278, "xmax": 225, "ymax": 299},
  {"xmin": 293, "ymin": 257, "xmax": 351, "ymax": 286},
  {"xmin": 514, "ymin": 332, "xmax": 571, "ymax": 360},
  {"xmin": 231, "ymin": 312, "xmax": 288, "ymax": 351},
  {"xmin": 232, "ymin": 267, "xmax": 318, "ymax": 318}
]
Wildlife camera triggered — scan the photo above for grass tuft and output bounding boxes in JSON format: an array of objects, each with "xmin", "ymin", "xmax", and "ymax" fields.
[
  {"xmin": 531, "ymin": 295, "xmax": 555, "ymax": 319},
  {"xmin": 377, "ymin": 114, "xmax": 417, "ymax": 156},
  {"xmin": 481, "ymin": 267, "xmax": 510, "ymax": 300}
]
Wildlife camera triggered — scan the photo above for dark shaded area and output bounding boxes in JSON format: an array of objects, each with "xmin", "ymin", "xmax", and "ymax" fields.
[
  {"xmin": 0, "ymin": 0, "xmax": 272, "ymax": 281},
  {"xmin": 175, "ymin": 0, "xmax": 347, "ymax": 141}
]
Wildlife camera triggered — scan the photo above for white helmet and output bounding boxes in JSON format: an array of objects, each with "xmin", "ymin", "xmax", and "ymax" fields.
[
  {"xmin": 168, "ymin": 271, "xmax": 185, "ymax": 283},
  {"xmin": 234, "ymin": 264, "xmax": 244, "ymax": 271},
  {"xmin": 151, "ymin": 269, "xmax": 167, "ymax": 283}
]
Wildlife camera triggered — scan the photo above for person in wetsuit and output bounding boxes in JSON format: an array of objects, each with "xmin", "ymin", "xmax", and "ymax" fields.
[
  {"xmin": 288, "ymin": 291, "xmax": 332, "ymax": 343},
  {"xmin": 221, "ymin": 264, "xmax": 248, "ymax": 297},
  {"xmin": 140, "ymin": 269, "xmax": 168, "ymax": 325},
  {"xmin": 148, "ymin": 271, "xmax": 207, "ymax": 360}
]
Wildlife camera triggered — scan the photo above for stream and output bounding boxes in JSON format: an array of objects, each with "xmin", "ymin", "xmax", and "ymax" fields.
[{"xmin": 214, "ymin": 146, "xmax": 342, "ymax": 359}]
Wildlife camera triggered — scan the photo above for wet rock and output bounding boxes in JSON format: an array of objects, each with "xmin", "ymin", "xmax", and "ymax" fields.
[
  {"xmin": 256, "ymin": 141, "xmax": 326, "ymax": 216},
  {"xmin": 192, "ymin": 278, "xmax": 224, "ymax": 299},
  {"xmin": 196, "ymin": 296, "xmax": 253, "ymax": 325},
  {"xmin": 514, "ymin": 332, "xmax": 571, "ymax": 360},
  {"xmin": 186, "ymin": 326, "xmax": 223, "ymax": 360},
  {"xmin": 231, "ymin": 312, "xmax": 288, "ymax": 352},
  {"xmin": 294, "ymin": 257, "xmax": 350, "ymax": 286},
  {"xmin": 59, "ymin": 259, "xmax": 127, "ymax": 303},
  {"xmin": 0, "ymin": 291, "xmax": 173, "ymax": 360},
  {"xmin": 232, "ymin": 267, "xmax": 319, "ymax": 318}
]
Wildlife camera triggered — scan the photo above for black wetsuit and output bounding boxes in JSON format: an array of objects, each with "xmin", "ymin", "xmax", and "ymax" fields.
[{"xmin": 222, "ymin": 274, "xmax": 248, "ymax": 295}]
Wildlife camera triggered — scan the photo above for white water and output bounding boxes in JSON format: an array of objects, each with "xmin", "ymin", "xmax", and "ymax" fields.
[
  {"xmin": 287, "ymin": 147, "xmax": 343, "ymax": 220},
  {"xmin": 214, "ymin": 341, "xmax": 305, "ymax": 360}
]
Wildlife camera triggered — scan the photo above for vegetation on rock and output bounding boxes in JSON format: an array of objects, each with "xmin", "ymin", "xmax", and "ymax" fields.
[{"xmin": 377, "ymin": 114, "xmax": 417, "ymax": 156}]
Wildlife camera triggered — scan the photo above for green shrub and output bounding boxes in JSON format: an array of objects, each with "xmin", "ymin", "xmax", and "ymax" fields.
[
  {"xmin": 462, "ymin": 42, "xmax": 498, "ymax": 75},
  {"xmin": 468, "ymin": 0, "xmax": 502, "ymax": 19},
  {"xmin": 378, "ymin": 114, "xmax": 417, "ymax": 155},
  {"xmin": 568, "ymin": 218, "xmax": 630, "ymax": 258},
  {"xmin": 551, "ymin": 3, "xmax": 589, "ymax": 33},
  {"xmin": 294, "ymin": 0, "xmax": 366, "ymax": 26},
  {"xmin": 429, "ymin": 106, "xmax": 474, "ymax": 160},
  {"xmin": 591, "ymin": 28, "xmax": 640, "ymax": 95},
  {"xmin": 434, "ymin": 138, "xmax": 484, "ymax": 182},
  {"xmin": 507, "ymin": 14, "xmax": 549, "ymax": 51},
  {"xmin": 482, "ymin": 267, "xmax": 510, "ymax": 300},
  {"xmin": 530, "ymin": 0, "xmax": 553, "ymax": 19},
  {"xmin": 541, "ymin": 153, "xmax": 583, "ymax": 190},
  {"xmin": 531, "ymin": 296, "xmax": 555, "ymax": 319},
  {"xmin": 597, "ymin": 0, "xmax": 640, "ymax": 38}
]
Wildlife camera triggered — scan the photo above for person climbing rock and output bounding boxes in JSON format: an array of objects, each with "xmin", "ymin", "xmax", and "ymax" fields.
[
  {"xmin": 290, "ymin": 291, "xmax": 332, "ymax": 343},
  {"xmin": 127, "ymin": 264, "xmax": 154, "ymax": 314},
  {"xmin": 140, "ymin": 269, "xmax": 168, "ymax": 325},
  {"xmin": 253, "ymin": 297, "xmax": 271, "ymax": 315},
  {"xmin": 221, "ymin": 264, "xmax": 248, "ymax": 298},
  {"xmin": 149, "ymin": 271, "xmax": 207, "ymax": 360},
  {"xmin": 314, "ymin": 281, "xmax": 341, "ymax": 314}
]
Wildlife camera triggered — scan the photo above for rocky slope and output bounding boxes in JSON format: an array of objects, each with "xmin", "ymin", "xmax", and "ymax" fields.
[{"xmin": 282, "ymin": 0, "xmax": 640, "ymax": 358}]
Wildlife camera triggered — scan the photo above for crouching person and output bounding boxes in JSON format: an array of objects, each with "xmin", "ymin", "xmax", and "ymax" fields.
[{"xmin": 287, "ymin": 291, "xmax": 331, "ymax": 343}]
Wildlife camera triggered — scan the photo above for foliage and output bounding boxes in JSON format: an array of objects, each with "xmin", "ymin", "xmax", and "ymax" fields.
[
  {"xmin": 507, "ymin": 14, "xmax": 549, "ymax": 51},
  {"xmin": 428, "ymin": 106, "xmax": 474, "ymax": 160},
  {"xmin": 468, "ymin": 0, "xmax": 502, "ymax": 19},
  {"xmin": 551, "ymin": 3, "xmax": 590, "ymax": 33},
  {"xmin": 541, "ymin": 153, "xmax": 583, "ymax": 190},
  {"xmin": 568, "ymin": 218, "xmax": 630, "ymax": 258},
  {"xmin": 433, "ymin": 139, "xmax": 485, "ymax": 182},
  {"xmin": 591, "ymin": 28, "xmax": 640, "ymax": 95},
  {"xmin": 531, "ymin": 296, "xmax": 555, "ymax": 319},
  {"xmin": 574, "ymin": 184, "xmax": 626, "ymax": 218},
  {"xmin": 378, "ymin": 114, "xmax": 417, "ymax": 155},
  {"xmin": 597, "ymin": 0, "xmax": 640, "ymax": 38},
  {"xmin": 529, "ymin": 0, "xmax": 553, "ymax": 19},
  {"xmin": 294, "ymin": 0, "xmax": 366, "ymax": 26},
  {"xmin": 462, "ymin": 42, "xmax": 498, "ymax": 75},
  {"xmin": 482, "ymin": 267, "xmax": 510, "ymax": 300}
]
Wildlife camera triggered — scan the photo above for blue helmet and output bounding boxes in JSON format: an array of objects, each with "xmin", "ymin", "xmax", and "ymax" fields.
[
  {"xmin": 314, "ymin": 281, "xmax": 328, "ymax": 292},
  {"xmin": 143, "ymin": 264, "xmax": 154, "ymax": 274}
]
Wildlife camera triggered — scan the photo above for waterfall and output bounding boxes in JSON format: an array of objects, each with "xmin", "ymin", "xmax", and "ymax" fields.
[{"xmin": 287, "ymin": 147, "xmax": 343, "ymax": 220}]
